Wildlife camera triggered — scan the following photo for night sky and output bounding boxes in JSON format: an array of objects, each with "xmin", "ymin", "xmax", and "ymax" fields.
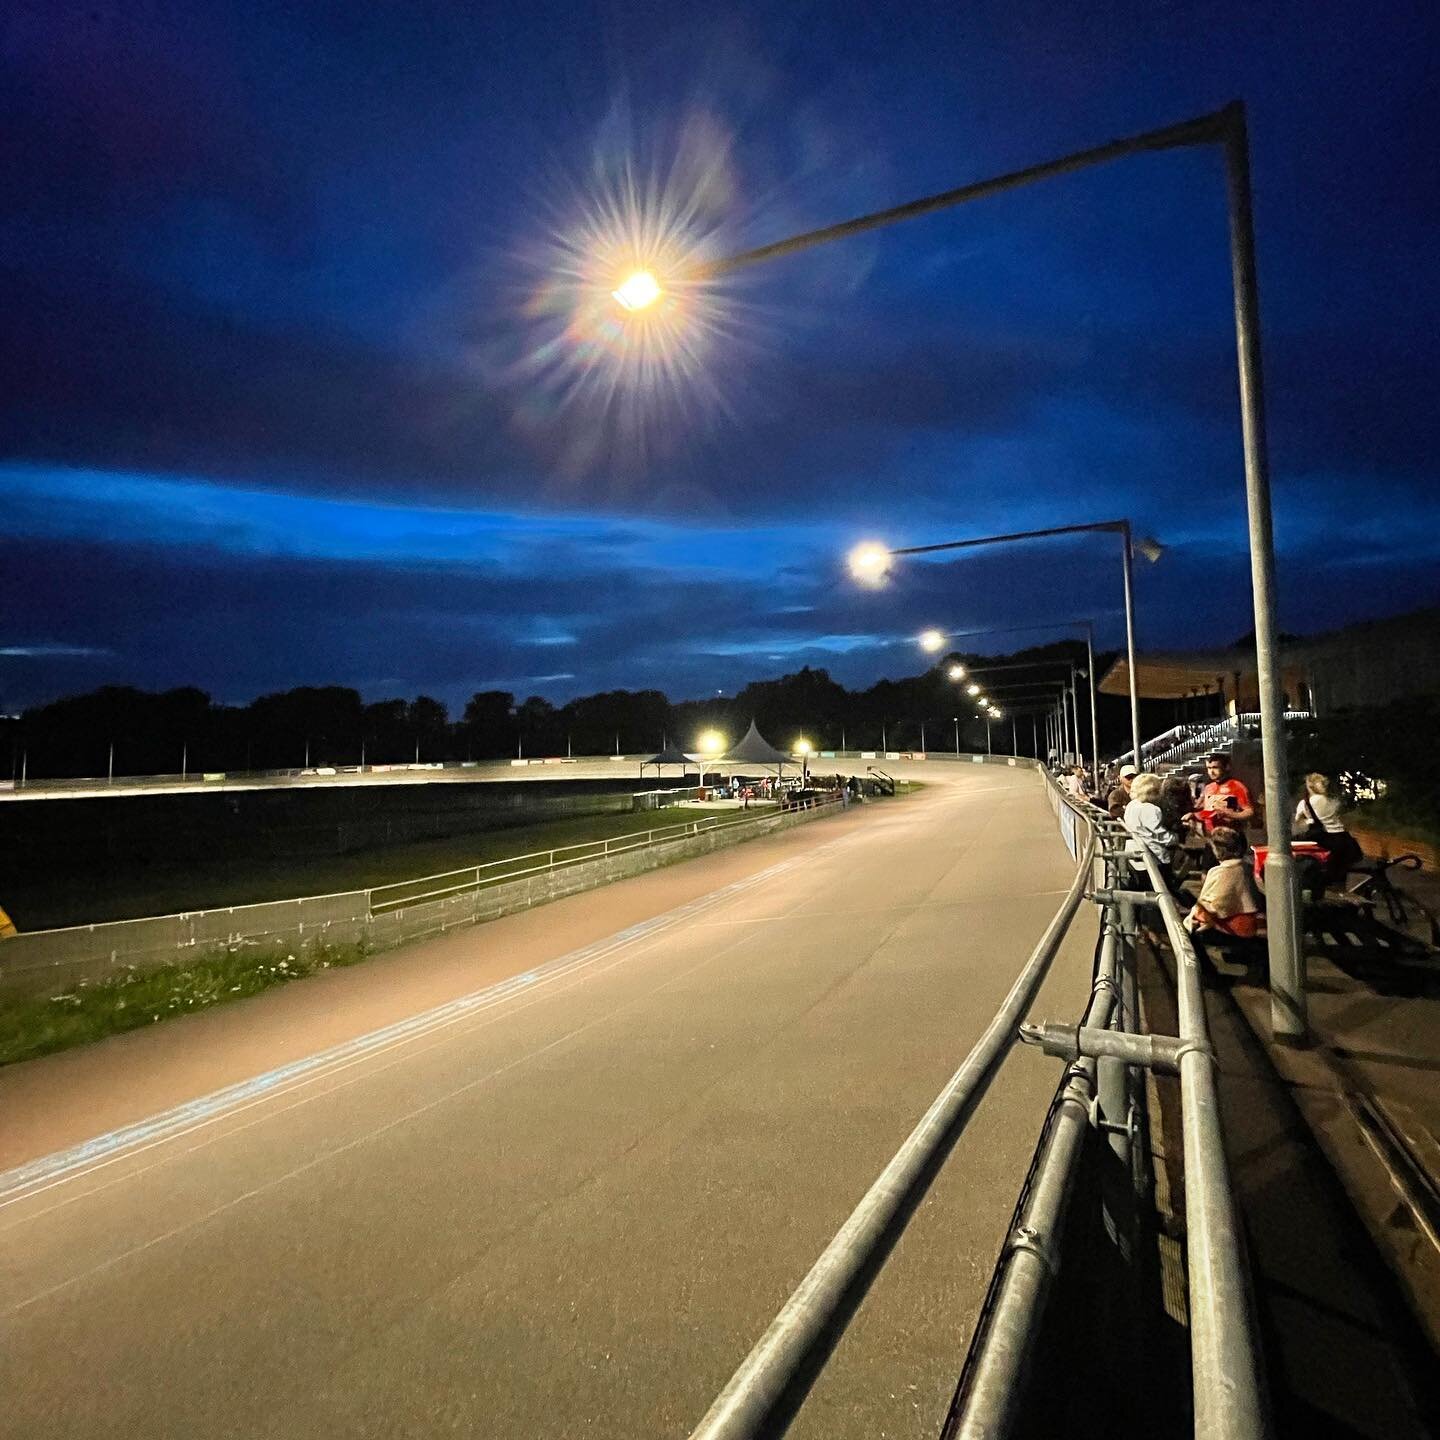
[{"xmin": 4, "ymin": 1, "xmax": 1437, "ymax": 714}]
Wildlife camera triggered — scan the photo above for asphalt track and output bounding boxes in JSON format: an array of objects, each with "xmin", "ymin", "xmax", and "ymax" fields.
[{"xmin": 1, "ymin": 762, "xmax": 1096, "ymax": 1438}]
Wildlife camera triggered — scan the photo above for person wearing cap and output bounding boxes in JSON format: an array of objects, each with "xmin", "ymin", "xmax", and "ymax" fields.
[{"xmin": 1107, "ymin": 764, "xmax": 1138, "ymax": 819}]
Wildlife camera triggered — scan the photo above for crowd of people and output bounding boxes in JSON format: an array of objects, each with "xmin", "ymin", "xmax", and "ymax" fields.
[{"xmin": 1053, "ymin": 751, "xmax": 1362, "ymax": 944}]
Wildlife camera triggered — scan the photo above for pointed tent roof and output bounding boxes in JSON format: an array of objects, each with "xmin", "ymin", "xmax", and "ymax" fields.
[{"xmin": 723, "ymin": 721, "xmax": 791, "ymax": 765}]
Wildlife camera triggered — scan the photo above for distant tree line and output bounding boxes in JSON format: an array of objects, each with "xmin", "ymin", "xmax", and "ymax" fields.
[{"xmin": 0, "ymin": 641, "xmax": 1129, "ymax": 781}]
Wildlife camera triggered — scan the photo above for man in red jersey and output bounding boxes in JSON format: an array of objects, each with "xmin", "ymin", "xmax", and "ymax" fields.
[{"xmin": 1192, "ymin": 752, "xmax": 1254, "ymax": 835}]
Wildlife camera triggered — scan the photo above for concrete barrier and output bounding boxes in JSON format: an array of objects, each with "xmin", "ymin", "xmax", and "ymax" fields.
[{"xmin": 0, "ymin": 800, "xmax": 841, "ymax": 1002}]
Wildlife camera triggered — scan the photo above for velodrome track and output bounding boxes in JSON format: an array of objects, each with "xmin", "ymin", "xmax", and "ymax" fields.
[
  {"xmin": 0, "ymin": 760, "xmax": 1096, "ymax": 1438},
  {"xmin": 0, "ymin": 750, "xmax": 945, "ymax": 801}
]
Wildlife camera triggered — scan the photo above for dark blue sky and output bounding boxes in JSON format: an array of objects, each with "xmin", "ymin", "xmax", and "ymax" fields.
[{"xmin": 3, "ymin": 0, "xmax": 1437, "ymax": 712}]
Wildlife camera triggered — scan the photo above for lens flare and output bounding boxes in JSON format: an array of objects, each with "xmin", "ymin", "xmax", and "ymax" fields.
[{"xmin": 506, "ymin": 112, "xmax": 754, "ymax": 473}]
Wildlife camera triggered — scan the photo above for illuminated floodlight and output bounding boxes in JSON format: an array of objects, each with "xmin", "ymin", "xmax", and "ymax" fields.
[
  {"xmin": 847, "ymin": 542, "xmax": 892, "ymax": 587},
  {"xmin": 990, "ymin": 707, "xmax": 1004, "ymax": 719},
  {"xmin": 966, "ymin": 683, "xmax": 981, "ymax": 697},
  {"xmin": 612, "ymin": 269, "xmax": 663, "ymax": 312},
  {"xmin": 696, "ymin": 729, "xmax": 727, "ymax": 756},
  {"xmin": 918, "ymin": 628, "xmax": 945, "ymax": 654},
  {"xmin": 947, "ymin": 663, "xmax": 966, "ymax": 681},
  {"xmin": 794, "ymin": 738, "xmax": 812, "ymax": 756}
]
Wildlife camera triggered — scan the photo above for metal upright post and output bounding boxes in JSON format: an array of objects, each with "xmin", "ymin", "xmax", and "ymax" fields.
[
  {"xmin": 1223, "ymin": 101, "xmax": 1303, "ymax": 1039},
  {"xmin": 1119, "ymin": 523, "xmax": 1142, "ymax": 770},
  {"xmin": 1084, "ymin": 625, "xmax": 1100, "ymax": 782},
  {"xmin": 1011, "ymin": 717, "xmax": 1017, "ymax": 755},
  {"xmin": 1031, "ymin": 715, "xmax": 1038, "ymax": 759},
  {"xmin": 108, "ymin": 741, "xmax": 114, "ymax": 786}
]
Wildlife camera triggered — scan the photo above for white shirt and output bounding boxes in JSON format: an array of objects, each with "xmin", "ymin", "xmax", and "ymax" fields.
[
  {"xmin": 1124, "ymin": 797, "xmax": 1178, "ymax": 864},
  {"xmin": 1294, "ymin": 792, "xmax": 1346, "ymax": 834},
  {"xmin": 1062, "ymin": 773, "xmax": 1086, "ymax": 798}
]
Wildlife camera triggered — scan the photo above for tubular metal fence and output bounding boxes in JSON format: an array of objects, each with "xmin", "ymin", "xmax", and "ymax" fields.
[
  {"xmin": 684, "ymin": 762, "xmax": 1267, "ymax": 1440},
  {"xmin": 367, "ymin": 798, "xmax": 841, "ymax": 916}
]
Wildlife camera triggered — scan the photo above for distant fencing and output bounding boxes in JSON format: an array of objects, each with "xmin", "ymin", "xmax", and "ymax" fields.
[{"xmin": 0, "ymin": 795, "xmax": 844, "ymax": 1003}]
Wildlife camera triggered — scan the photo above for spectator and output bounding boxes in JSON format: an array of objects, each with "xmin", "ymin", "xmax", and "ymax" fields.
[
  {"xmin": 1293, "ymin": 772, "xmax": 1362, "ymax": 883},
  {"xmin": 1193, "ymin": 753, "xmax": 1254, "ymax": 834},
  {"xmin": 1184, "ymin": 826, "xmax": 1261, "ymax": 938},
  {"xmin": 1124, "ymin": 773, "xmax": 1181, "ymax": 886},
  {"xmin": 1062, "ymin": 765, "xmax": 1087, "ymax": 799},
  {"xmin": 1107, "ymin": 764, "xmax": 1138, "ymax": 820},
  {"xmin": 1160, "ymin": 775, "xmax": 1193, "ymax": 829}
]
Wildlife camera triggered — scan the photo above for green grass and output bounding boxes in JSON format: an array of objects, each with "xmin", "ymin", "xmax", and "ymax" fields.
[{"xmin": 0, "ymin": 938, "xmax": 371, "ymax": 1068}]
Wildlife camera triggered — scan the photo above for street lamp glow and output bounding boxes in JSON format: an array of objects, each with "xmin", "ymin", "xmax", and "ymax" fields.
[
  {"xmin": 612, "ymin": 269, "xmax": 662, "ymax": 311},
  {"xmin": 847, "ymin": 541, "xmax": 892, "ymax": 587},
  {"xmin": 918, "ymin": 628, "xmax": 945, "ymax": 654},
  {"xmin": 696, "ymin": 729, "xmax": 727, "ymax": 756},
  {"xmin": 947, "ymin": 663, "xmax": 966, "ymax": 681}
]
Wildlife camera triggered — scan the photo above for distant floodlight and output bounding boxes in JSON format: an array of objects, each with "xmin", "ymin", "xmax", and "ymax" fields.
[
  {"xmin": 794, "ymin": 738, "xmax": 812, "ymax": 756},
  {"xmin": 992, "ymin": 709, "xmax": 1004, "ymax": 719},
  {"xmin": 918, "ymin": 628, "xmax": 945, "ymax": 654},
  {"xmin": 966, "ymin": 683, "xmax": 981, "ymax": 697},
  {"xmin": 947, "ymin": 663, "xmax": 966, "ymax": 681},
  {"xmin": 612, "ymin": 270, "xmax": 662, "ymax": 312},
  {"xmin": 1135, "ymin": 535, "xmax": 1165, "ymax": 565},
  {"xmin": 847, "ymin": 541, "xmax": 892, "ymax": 587},
  {"xmin": 696, "ymin": 729, "xmax": 726, "ymax": 756}
]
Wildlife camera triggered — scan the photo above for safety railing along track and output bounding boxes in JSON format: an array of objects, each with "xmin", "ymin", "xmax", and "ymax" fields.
[
  {"xmin": 682, "ymin": 763, "xmax": 1267, "ymax": 1440},
  {"xmin": 367, "ymin": 798, "xmax": 841, "ymax": 916}
]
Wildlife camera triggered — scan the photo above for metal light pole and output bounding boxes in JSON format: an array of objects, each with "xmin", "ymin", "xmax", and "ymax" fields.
[
  {"xmin": 884, "ymin": 521, "xmax": 1151, "ymax": 770},
  {"xmin": 953, "ymin": 716, "xmax": 960, "ymax": 755},
  {"xmin": 704, "ymin": 99, "xmax": 1297, "ymax": 1040},
  {"xmin": 1224, "ymin": 103, "xmax": 1301, "ymax": 1039}
]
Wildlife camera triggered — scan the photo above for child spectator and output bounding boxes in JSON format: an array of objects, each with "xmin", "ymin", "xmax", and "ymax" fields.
[{"xmin": 1184, "ymin": 826, "xmax": 1261, "ymax": 938}]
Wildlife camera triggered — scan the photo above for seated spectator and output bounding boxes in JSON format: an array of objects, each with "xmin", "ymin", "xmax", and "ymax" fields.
[
  {"xmin": 1293, "ymin": 772, "xmax": 1362, "ymax": 883},
  {"xmin": 1124, "ymin": 773, "xmax": 1181, "ymax": 887},
  {"xmin": 1062, "ymin": 765, "xmax": 1087, "ymax": 799},
  {"xmin": 1184, "ymin": 826, "xmax": 1261, "ymax": 938},
  {"xmin": 1107, "ymin": 764, "xmax": 1138, "ymax": 819},
  {"xmin": 1191, "ymin": 752, "xmax": 1254, "ymax": 834}
]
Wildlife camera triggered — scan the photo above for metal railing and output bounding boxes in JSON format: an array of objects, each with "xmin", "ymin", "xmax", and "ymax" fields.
[
  {"xmin": 1121, "ymin": 711, "xmax": 1310, "ymax": 774},
  {"xmin": 683, "ymin": 766, "xmax": 1267, "ymax": 1439},
  {"xmin": 367, "ymin": 795, "xmax": 842, "ymax": 916}
]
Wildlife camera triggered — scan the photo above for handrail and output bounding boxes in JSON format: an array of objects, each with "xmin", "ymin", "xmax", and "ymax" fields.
[
  {"xmin": 685, "ymin": 765, "xmax": 1097, "ymax": 1440},
  {"xmin": 951, "ymin": 780, "xmax": 1266, "ymax": 1437},
  {"xmin": 1127, "ymin": 836, "xmax": 1267, "ymax": 1439},
  {"xmin": 369, "ymin": 795, "xmax": 843, "ymax": 916}
]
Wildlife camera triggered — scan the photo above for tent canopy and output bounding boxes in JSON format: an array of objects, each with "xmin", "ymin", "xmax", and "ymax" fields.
[
  {"xmin": 723, "ymin": 720, "xmax": 792, "ymax": 766},
  {"xmin": 642, "ymin": 747, "xmax": 699, "ymax": 769}
]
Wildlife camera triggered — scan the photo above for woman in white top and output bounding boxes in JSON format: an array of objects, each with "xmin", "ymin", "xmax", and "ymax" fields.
[
  {"xmin": 1293, "ymin": 772, "xmax": 1362, "ymax": 882},
  {"xmin": 1124, "ymin": 773, "xmax": 1181, "ymax": 887}
]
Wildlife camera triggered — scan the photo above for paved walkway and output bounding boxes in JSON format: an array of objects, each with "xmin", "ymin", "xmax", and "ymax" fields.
[
  {"xmin": 1, "ymin": 763, "xmax": 1095, "ymax": 1439},
  {"xmin": 1207, "ymin": 866, "xmax": 1440, "ymax": 1357}
]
